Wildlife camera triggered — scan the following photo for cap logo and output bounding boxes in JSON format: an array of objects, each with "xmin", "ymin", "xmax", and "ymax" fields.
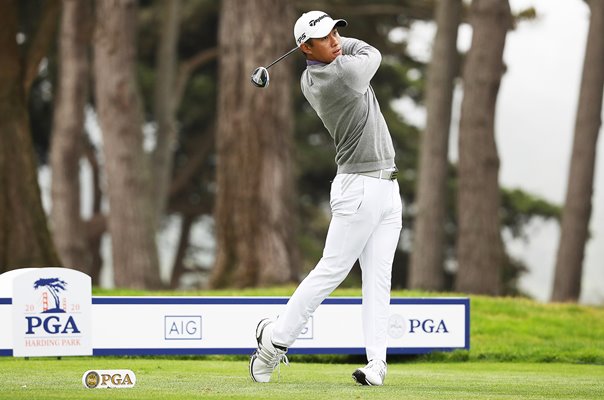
[
  {"xmin": 309, "ymin": 14, "xmax": 329, "ymax": 27},
  {"xmin": 296, "ymin": 33, "xmax": 307, "ymax": 45}
]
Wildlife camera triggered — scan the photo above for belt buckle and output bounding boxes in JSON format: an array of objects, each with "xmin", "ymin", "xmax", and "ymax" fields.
[{"xmin": 389, "ymin": 168, "xmax": 398, "ymax": 180}]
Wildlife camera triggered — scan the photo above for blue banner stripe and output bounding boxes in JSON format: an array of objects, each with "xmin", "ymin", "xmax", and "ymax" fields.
[
  {"xmin": 0, "ymin": 297, "xmax": 469, "ymax": 306},
  {"xmin": 465, "ymin": 299, "xmax": 471, "ymax": 349},
  {"xmin": 92, "ymin": 297, "xmax": 469, "ymax": 306},
  {"xmin": 92, "ymin": 297, "xmax": 291, "ymax": 305},
  {"xmin": 0, "ymin": 349, "xmax": 13, "ymax": 356},
  {"xmin": 92, "ymin": 346, "xmax": 466, "ymax": 356}
]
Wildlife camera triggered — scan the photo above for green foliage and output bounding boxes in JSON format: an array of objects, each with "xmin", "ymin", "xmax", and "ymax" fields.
[
  {"xmin": 501, "ymin": 188, "xmax": 561, "ymax": 239},
  {"xmin": 513, "ymin": 6, "xmax": 538, "ymax": 26}
]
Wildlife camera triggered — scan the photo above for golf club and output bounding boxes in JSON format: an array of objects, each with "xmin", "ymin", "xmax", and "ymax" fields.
[{"xmin": 251, "ymin": 47, "xmax": 298, "ymax": 88}]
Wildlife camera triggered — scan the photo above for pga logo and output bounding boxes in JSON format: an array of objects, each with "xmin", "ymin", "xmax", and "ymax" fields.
[
  {"xmin": 297, "ymin": 316, "xmax": 313, "ymax": 340},
  {"xmin": 25, "ymin": 315, "xmax": 80, "ymax": 335},
  {"xmin": 410, "ymin": 318, "xmax": 449, "ymax": 334},
  {"xmin": 388, "ymin": 314, "xmax": 450, "ymax": 338},
  {"xmin": 82, "ymin": 370, "xmax": 136, "ymax": 389},
  {"xmin": 24, "ymin": 277, "xmax": 82, "ymax": 335}
]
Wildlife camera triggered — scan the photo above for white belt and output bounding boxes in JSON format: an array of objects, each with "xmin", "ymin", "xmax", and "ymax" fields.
[{"xmin": 357, "ymin": 168, "xmax": 398, "ymax": 181}]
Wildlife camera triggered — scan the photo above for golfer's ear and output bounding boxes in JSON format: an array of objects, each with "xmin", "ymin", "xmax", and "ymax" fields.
[{"xmin": 300, "ymin": 43, "xmax": 312, "ymax": 55}]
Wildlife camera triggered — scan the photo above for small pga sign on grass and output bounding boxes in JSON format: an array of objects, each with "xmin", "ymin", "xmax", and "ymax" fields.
[{"xmin": 82, "ymin": 369, "xmax": 136, "ymax": 389}]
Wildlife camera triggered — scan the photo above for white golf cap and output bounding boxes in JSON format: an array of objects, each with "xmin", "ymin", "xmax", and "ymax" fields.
[{"xmin": 293, "ymin": 11, "xmax": 347, "ymax": 46}]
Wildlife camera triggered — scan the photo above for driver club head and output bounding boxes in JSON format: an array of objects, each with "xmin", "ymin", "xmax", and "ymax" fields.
[{"xmin": 251, "ymin": 66, "xmax": 269, "ymax": 88}]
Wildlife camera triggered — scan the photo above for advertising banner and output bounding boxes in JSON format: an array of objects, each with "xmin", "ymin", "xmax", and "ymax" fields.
[
  {"xmin": 0, "ymin": 269, "xmax": 469, "ymax": 357},
  {"xmin": 90, "ymin": 297, "xmax": 469, "ymax": 355}
]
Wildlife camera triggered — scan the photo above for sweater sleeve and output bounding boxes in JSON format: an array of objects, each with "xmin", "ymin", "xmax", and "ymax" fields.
[{"xmin": 338, "ymin": 37, "xmax": 382, "ymax": 93}]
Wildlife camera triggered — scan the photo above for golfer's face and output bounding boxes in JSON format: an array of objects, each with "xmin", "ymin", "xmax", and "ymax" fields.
[{"xmin": 308, "ymin": 28, "xmax": 341, "ymax": 63}]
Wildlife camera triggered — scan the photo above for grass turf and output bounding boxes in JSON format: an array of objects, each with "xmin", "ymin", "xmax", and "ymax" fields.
[{"xmin": 1, "ymin": 358, "xmax": 603, "ymax": 400}]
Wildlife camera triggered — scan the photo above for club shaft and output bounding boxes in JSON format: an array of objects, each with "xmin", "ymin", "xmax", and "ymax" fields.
[{"xmin": 265, "ymin": 47, "xmax": 298, "ymax": 69}]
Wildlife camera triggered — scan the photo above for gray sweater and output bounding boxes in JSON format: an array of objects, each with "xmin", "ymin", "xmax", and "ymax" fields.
[{"xmin": 301, "ymin": 37, "xmax": 395, "ymax": 174}]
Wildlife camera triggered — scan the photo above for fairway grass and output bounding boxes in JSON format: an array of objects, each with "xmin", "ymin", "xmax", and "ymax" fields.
[{"xmin": 1, "ymin": 358, "xmax": 603, "ymax": 400}]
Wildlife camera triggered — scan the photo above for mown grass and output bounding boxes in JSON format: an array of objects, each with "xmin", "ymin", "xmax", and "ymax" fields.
[
  {"xmin": 0, "ymin": 358, "xmax": 603, "ymax": 400},
  {"xmin": 461, "ymin": 295, "xmax": 604, "ymax": 364}
]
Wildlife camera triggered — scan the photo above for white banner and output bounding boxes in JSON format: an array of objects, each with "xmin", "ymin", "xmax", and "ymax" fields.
[
  {"xmin": 89, "ymin": 297, "xmax": 469, "ymax": 355},
  {"xmin": 0, "ymin": 280, "xmax": 469, "ymax": 356}
]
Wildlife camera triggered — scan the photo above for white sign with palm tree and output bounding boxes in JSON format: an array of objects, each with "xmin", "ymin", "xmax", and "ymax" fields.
[{"xmin": 0, "ymin": 267, "xmax": 91, "ymax": 357}]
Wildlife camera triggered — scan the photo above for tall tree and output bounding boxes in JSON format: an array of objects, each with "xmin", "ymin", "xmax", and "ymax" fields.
[
  {"xmin": 152, "ymin": 0, "xmax": 181, "ymax": 230},
  {"xmin": 93, "ymin": 0, "xmax": 161, "ymax": 289},
  {"xmin": 0, "ymin": 0, "xmax": 61, "ymax": 271},
  {"xmin": 50, "ymin": 0, "xmax": 92, "ymax": 274},
  {"xmin": 211, "ymin": 0, "xmax": 298, "ymax": 287},
  {"xmin": 455, "ymin": 0, "xmax": 512, "ymax": 295},
  {"xmin": 552, "ymin": 0, "xmax": 604, "ymax": 302},
  {"xmin": 409, "ymin": 0, "xmax": 461, "ymax": 290}
]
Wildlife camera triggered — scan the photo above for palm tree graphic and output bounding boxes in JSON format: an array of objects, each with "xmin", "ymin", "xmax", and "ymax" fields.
[{"xmin": 34, "ymin": 278, "xmax": 67, "ymax": 313}]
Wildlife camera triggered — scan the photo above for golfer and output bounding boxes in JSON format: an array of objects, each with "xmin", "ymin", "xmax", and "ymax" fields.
[{"xmin": 250, "ymin": 11, "xmax": 403, "ymax": 386}]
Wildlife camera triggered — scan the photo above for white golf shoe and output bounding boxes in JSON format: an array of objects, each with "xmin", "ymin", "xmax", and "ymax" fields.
[
  {"xmin": 249, "ymin": 318, "xmax": 288, "ymax": 383},
  {"xmin": 352, "ymin": 359, "xmax": 387, "ymax": 386}
]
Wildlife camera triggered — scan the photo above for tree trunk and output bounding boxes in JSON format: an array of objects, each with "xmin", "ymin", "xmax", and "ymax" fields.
[
  {"xmin": 170, "ymin": 214, "xmax": 193, "ymax": 289},
  {"xmin": 552, "ymin": 0, "xmax": 604, "ymax": 302},
  {"xmin": 0, "ymin": 0, "xmax": 60, "ymax": 271},
  {"xmin": 93, "ymin": 0, "xmax": 161, "ymax": 289},
  {"xmin": 211, "ymin": 0, "xmax": 298, "ymax": 288},
  {"xmin": 455, "ymin": 0, "xmax": 511, "ymax": 295},
  {"xmin": 83, "ymin": 140, "xmax": 104, "ymax": 285},
  {"xmin": 152, "ymin": 0, "xmax": 180, "ymax": 229},
  {"xmin": 409, "ymin": 0, "xmax": 461, "ymax": 291},
  {"xmin": 22, "ymin": 0, "xmax": 62, "ymax": 96},
  {"xmin": 50, "ymin": 0, "xmax": 92, "ymax": 274}
]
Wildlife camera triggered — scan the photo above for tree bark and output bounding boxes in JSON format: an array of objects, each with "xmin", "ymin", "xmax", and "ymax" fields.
[
  {"xmin": 552, "ymin": 0, "xmax": 604, "ymax": 302},
  {"xmin": 0, "ymin": 0, "xmax": 60, "ymax": 271},
  {"xmin": 93, "ymin": 0, "xmax": 161, "ymax": 289},
  {"xmin": 170, "ymin": 214, "xmax": 193, "ymax": 289},
  {"xmin": 23, "ymin": 0, "xmax": 62, "ymax": 96},
  {"xmin": 82, "ymin": 140, "xmax": 104, "ymax": 285},
  {"xmin": 455, "ymin": 0, "xmax": 512, "ymax": 295},
  {"xmin": 50, "ymin": 0, "xmax": 92, "ymax": 274},
  {"xmin": 409, "ymin": 0, "xmax": 461, "ymax": 291},
  {"xmin": 152, "ymin": 0, "xmax": 181, "ymax": 229},
  {"xmin": 211, "ymin": 0, "xmax": 298, "ymax": 288}
]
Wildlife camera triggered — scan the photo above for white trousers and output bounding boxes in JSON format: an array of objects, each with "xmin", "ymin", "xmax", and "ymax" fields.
[{"xmin": 272, "ymin": 173, "xmax": 403, "ymax": 362}]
